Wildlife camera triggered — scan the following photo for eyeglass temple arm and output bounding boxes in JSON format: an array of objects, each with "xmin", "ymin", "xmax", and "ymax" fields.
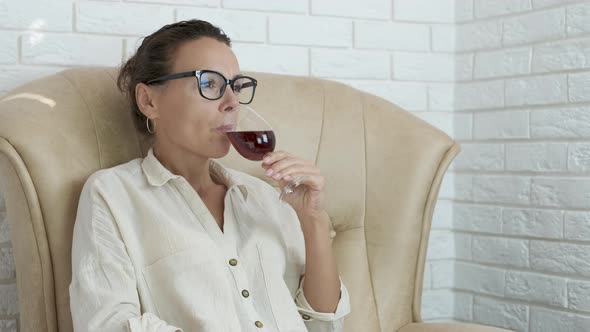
[{"xmin": 146, "ymin": 71, "xmax": 198, "ymax": 84}]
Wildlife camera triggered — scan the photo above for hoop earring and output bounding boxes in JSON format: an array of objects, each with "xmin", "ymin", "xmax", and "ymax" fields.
[{"xmin": 146, "ymin": 117, "xmax": 155, "ymax": 134}]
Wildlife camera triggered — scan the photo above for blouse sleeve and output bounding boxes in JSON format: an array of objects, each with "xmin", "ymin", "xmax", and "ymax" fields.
[
  {"xmin": 294, "ymin": 276, "xmax": 351, "ymax": 332},
  {"xmin": 257, "ymin": 178, "xmax": 351, "ymax": 332},
  {"xmin": 69, "ymin": 176, "xmax": 181, "ymax": 332}
]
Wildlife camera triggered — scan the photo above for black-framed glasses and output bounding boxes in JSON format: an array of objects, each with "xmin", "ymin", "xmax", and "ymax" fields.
[{"xmin": 146, "ymin": 69, "xmax": 258, "ymax": 105}]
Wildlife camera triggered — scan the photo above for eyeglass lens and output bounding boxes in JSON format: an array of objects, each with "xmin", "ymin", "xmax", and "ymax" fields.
[{"xmin": 199, "ymin": 71, "xmax": 255, "ymax": 104}]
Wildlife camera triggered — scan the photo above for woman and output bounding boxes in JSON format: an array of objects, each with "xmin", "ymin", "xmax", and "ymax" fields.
[{"xmin": 69, "ymin": 20, "xmax": 350, "ymax": 332}]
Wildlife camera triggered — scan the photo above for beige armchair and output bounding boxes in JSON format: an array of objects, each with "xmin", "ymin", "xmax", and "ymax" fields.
[{"xmin": 0, "ymin": 67, "xmax": 511, "ymax": 332}]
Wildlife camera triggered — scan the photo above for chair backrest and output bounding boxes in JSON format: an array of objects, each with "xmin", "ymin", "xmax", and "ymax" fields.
[{"xmin": 0, "ymin": 67, "xmax": 459, "ymax": 332}]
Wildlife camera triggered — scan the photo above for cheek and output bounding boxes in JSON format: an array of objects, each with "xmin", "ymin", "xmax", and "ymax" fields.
[
  {"xmin": 160, "ymin": 91, "xmax": 208, "ymax": 130},
  {"xmin": 174, "ymin": 109, "xmax": 212, "ymax": 137},
  {"xmin": 158, "ymin": 85, "xmax": 226, "ymax": 142}
]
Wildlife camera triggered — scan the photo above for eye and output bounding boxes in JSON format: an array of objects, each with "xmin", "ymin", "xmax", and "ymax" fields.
[{"xmin": 200, "ymin": 80, "xmax": 216, "ymax": 89}]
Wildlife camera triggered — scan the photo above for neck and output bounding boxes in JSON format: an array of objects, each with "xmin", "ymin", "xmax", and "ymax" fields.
[{"xmin": 153, "ymin": 140, "xmax": 216, "ymax": 194}]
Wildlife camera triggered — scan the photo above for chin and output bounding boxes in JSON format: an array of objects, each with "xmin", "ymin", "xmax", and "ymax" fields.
[
  {"xmin": 210, "ymin": 141, "xmax": 231, "ymax": 159},
  {"xmin": 211, "ymin": 150, "xmax": 230, "ymax": 159}
]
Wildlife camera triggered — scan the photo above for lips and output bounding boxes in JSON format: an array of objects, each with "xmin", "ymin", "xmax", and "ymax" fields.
[{"xmin": 216, "ymin": 124, "xmax": 236, "ymax": 133}]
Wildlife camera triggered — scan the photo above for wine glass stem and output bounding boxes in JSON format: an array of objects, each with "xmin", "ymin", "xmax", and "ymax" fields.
[{"xmin": 279, "ymin": 176, "xmax": 306, "ymax": 202}]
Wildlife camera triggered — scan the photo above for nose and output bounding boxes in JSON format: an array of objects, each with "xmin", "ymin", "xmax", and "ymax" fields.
[
  {"xmin": 221, "ymin": 85, "xmax": 240, "ymax": 113},
  {"xmin": 223, "ymin": 104, "xmax": 238, "ymax": 113}
]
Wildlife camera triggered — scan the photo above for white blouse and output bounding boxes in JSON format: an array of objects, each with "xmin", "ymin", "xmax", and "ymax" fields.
[{"xmin": 69, "ymin": 148, "xmax": 350, "ymax": 332}]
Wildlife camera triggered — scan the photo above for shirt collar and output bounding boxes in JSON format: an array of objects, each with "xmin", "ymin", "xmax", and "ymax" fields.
[{"xmin": 141, "ymin": 147, "xmax": 249, "ymax": 200}]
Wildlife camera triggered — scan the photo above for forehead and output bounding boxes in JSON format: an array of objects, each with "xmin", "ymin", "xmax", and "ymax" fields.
[{"xmin": 171, "ymin": 37, "xmax": 239, "ymax": 78}]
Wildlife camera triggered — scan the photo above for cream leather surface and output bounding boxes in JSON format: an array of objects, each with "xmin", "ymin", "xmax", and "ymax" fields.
[{"xmin": 0, "ymin": 67, "xmax": 511, "ymax": 332}]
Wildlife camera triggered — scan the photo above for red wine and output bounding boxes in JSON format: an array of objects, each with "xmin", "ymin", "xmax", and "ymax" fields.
[{"xmin": 226, "ymin": 130, "xmax": 276, "ymax": 161}]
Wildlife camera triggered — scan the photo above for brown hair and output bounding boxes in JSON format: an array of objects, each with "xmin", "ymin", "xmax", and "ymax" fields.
[{"xmin": 117, "ymin": 19, "xmax": 232, "ymax": 134}]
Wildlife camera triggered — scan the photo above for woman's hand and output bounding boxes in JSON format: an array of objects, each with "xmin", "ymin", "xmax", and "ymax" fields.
[
  {"xmin": 261, "ymin": 151, "xmax": 326, "ymax": 219},
  {"xmin": 263, "ymin": 152, "xmax": 341, "ymax": 313}
]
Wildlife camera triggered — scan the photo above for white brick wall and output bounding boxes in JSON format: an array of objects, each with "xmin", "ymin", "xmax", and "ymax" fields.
[
  {"xmin": 568, "ymin": 3, "xmax": 590, "ymax": 35},
  {"xmin": 76, "ymin": 2, "xmax": 175, "ymax": 35},
  {"xmin": 565, "ymin": 211, "xmax": 590, "ymax": 240},
  {"xmin": 532, "ymin": 38, "xmax": 590, "ymax": 73},
  {"xmin": 505, "ymin": 271, "xmax": 567, "ymax": 307},
  {"xmin": 506, "ymin": 143, "xmax": 568, "ymax": 171},
  {"xmin": 506, "ymin": 74, "xmax": 568, "ymax": 106},
  {"xmin": 473, "ymin": 296, "xmax": 528, "ymax": 331},
  {"xmin": 0, "ymin": 0, "xmax": 72, "ymax": 31},
  {"xmin": 530, "ymin": 106, "xmax": 590, "ymax": 138},
  {"xmin": 530, "ymin": 241, "xmax": 590, "ymax": 277},
  {"xmin": 455, "ymin": 80, "xmax": 505, "ymax": 110},
  {"xmin": 449, "ymin": 1, "xmax": 590, "ymax": 331},
  {"xmin": 503, "ymin": 208, "xmax": 563, "ymax": 239},
  {"xmin": 474, "ymin": 47, "xmax": 531, "ymax": 79},
  {"xmin": 312, "ymin": 0, "xmax": 391, "ymax": 19},
  {"xmin": 474, "ymin": 0, "xmax": 531, "ymax": 18},
  {"xmin": 222, "ymin": 0, "xmax": 307, "ymax": 13},
  {"xmin": 453, "ymin": 143, "xmax": 504, "ymax": 170},
  {"xmin": 21, "ymin": 33, "xmax": 122, "ymax": 66},
  {"xmin": 568, "ymin": 280, "xmax": 590, "ymax": 312},
  {"xmin": 393, "ymin": 52, "xmax": 473, "ymax": 81},
  {"xmin": 447, "ymin": 21, "xmax": 503, "ymax": 52},
  {"xmin": 472, "ymin": 175, "xmax": 531, "ymax": 205},
  {"xmin": 473, "ymin": 110, "xmax": 529, "ymax": 139},
  {"xmin": 2, "ymin": 1, "xmax": 590, "ymax": 331},
  {"xmin": 454, "ymin": 204, "xmax": 502, "ymax": 233},
  {"xmin": 177, "ymin": 9, "xmax": 267, "ymax": 42},
  {"xmin": 355, "ymin": 22, "xmax": 430, "ymax": 51},
  {"xmin": 269, "ymin": 15, "xmax": 351, "ymax": 47},
  {"xmin": 530, "ymin": 307, "xmax": 590, "ymax": 332},
  {"xmin": 394, "ymin": 0, "xmax": 471, "ymax": 23},
  {"xmin": 569, "ymin": 143, "xmax": 590, "ymax": 171},
  {"xmin": 503, "ymin": 8, "xmax": 566, "ymax": 46},
  {"xmin": 0, "ymin": 284, "xmax": 18, "ymax": 316},
  {"xmin": 570, "ymin": 71, "xmax": 590, "ymax": 102},
  {"xmin": 421, "ymin": 290, "xmax": 455, "ymax": 319},
  {"xmin": 233, "ymin": 44, "xmax": 309, "ymax": 75},
  {"xmin": 472, "ymin": 236, "xmax": 529, "ymax": 268},
  {"xmin": 456, "ymin": 262, "xmax": 506, "ymax": 296}
]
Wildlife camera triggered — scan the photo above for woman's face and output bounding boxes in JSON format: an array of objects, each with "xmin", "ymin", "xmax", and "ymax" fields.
[{"xmin": 151, "ymin": 37, "xmax": 241, "ymax": 159}]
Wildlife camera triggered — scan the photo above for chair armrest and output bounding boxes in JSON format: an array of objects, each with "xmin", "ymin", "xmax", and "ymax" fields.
[{"xmin": 398, "ymin": 322, "xmax": 514, "ymax": 332}]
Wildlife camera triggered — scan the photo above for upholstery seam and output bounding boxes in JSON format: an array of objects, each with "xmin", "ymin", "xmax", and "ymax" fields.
[
  {"xmin": 361, "ymin": 92, "xmax": 383, "ymax": 332},
  {"xmin": 314, "ymin": 82, "xmax": 326, "ymax": 165},
  {"xmin": 58, "ymin": 71, "xmax": 103, "ymax": 168}
]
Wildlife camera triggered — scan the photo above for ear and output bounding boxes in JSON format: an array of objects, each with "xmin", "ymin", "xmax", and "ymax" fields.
[{"xmin": 135, "ymin": 83, "xmax": 160, "ymax": 119}]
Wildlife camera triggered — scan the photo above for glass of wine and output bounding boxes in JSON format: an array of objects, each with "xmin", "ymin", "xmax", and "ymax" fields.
[{"xmin": 223, "ymin": 105, "xmax": 306, "ymax": 201}]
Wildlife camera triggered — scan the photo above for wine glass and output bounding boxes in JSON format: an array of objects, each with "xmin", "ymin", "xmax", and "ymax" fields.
[{"xmin": 222, "ymin": 105, "xmax": 306, "ymax": 201}]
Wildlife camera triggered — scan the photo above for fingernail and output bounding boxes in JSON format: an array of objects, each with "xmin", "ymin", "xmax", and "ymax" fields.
[
  {"xmin": 265, "ymin": 169, "xmax": 274, "ymax": 177},
  {"xmin": 283, "ymin": 175, "xmax": 292, "ymax": 181},
  {"xmin": 263, "ymin": 157, "xmax": 271, "ymax": 164},
  {"xmin": 272, "ymin": 173, "xmax": 282, "ymax": 180}
]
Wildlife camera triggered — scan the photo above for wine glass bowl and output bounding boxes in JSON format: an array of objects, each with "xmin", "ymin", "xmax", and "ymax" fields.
[
  {"xmin": 226, "ymin": 131, "xmax": 276, "ymax": 161},
  {"xmin": 222, "ymin": 105, "xmax": 305, "ymax": 202},
  {"xmin": 222, "ymin": 105, "xmax": 275, "ymax": 161}
]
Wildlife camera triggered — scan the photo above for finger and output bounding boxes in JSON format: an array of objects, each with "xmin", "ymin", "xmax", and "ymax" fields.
[
  {"xmin": 270, "ymin": 165, "xmax": 320, "ymax": 181},
  {"xmin": 262, "ymin": 151, "xmax": 290, "ymax": 165},
  {"xmin": 280, "ymin": 173, "xmax": 325, "ymax": 192},
  {"xmin": 264, "ymin": 158, "xmax": 318, "ymax": 178},
  {"xmin": 264, "ymin": 157, "xmax": 315, "ymax": 175},
  {"xmin": 262, "ymin": 151, "xmax": 315, "ymax": 165},
  {"xmin": 262, "ymin": 156, "xmax": 298, "ymax": 173}
]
